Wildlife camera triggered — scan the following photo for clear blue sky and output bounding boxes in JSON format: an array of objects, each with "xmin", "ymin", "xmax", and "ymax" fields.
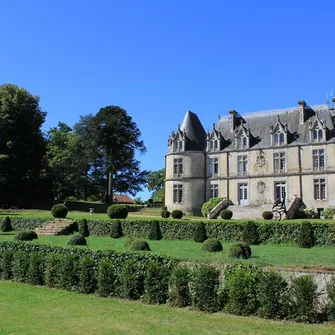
[{"xmin": 1, "ymin": 0, "xmax": 334, "ymax": 200}]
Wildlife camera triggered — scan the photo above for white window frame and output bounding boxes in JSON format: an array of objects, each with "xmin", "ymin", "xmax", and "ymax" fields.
[
  {"xmin": 273, "ymin": 152, "xmax": 286, "ymax": 174},
  {"xmin": 173, "ymin": 184, "xmax": 183, "ymax": 203},
  {"xmin": 209, "ymin": 184, "xmax": 219, "ymax": 199},
  {"xmin": 311, "ymin": 127, "xmax": 325, "ymax": 143},
  {"xmin": 173, "ymin": 158, "xmax": 183, "ymax": 178},
  {"xmin": 314, "ymin": 178, "xmax": 326, "ymax": 200},
  {"xmin": 312, "ymin": 149, "xmax": 325, "ymax": 171},
  {"xmin": 208, "ymin": 157, "xmax": 219, "ymax": 177},
  {"xmin": 237, "ymin": 155, "xmax": 248, "ymax": 176},
  {"xmin": 273, "ymin": 132, "xmax": 285, "ymax": 146}
]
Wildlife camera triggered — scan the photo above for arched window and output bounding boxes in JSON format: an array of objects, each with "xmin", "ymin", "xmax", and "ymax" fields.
[
  {"xmin": 312, "ymin": 127, "xmax": 324, "ymax": 142},
  {"xmin": 274, "ymin": 132, "xmax": 285, "ymax": 146}
]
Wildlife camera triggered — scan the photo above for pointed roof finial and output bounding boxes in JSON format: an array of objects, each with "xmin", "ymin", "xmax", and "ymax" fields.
[{"xmin": 218, "ymin": 113, "xmax": 221, "ymax": 120}]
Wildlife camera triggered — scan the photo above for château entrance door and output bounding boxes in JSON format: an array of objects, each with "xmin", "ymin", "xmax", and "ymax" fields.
[
  {"xmin": 238, "ymin": 183, "xmax": 248, "ymax": 205},
  {"xmin": 275, "ymin": 181, "xmax": 286, "ymax": 202}
]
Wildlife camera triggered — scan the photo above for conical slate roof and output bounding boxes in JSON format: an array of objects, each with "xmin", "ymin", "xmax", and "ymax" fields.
[{"xmin": 180, "ymin": 110, "xmax": 206, "ymax": 150}]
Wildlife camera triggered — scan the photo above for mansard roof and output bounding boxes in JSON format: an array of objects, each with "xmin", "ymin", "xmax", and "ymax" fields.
[
  {"xmin": 217, "ymin": 104, "xmax": 334, "ymax": 149},
  {"xmin": 180, "ymin": 110, "xmax": 206, "ymax": 150}
]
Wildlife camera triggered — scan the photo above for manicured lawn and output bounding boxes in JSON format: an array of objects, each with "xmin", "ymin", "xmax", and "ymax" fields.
[
  {"xmin": 0, "ymin": 281, "xmax": 334, "ymax": 335},
  {"xmin": 1, "ymin": 233, "xmax": 334, "ymax": 269}
]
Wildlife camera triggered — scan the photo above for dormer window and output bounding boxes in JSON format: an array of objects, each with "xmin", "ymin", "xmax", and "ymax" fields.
[
  {"xmin": 313, "ymin": 128, "xmax": 324, "ymax": 142},
  {"xmin": 237, "ymin": 135, "xmax": 248, "ymax": 149},
  {"xmin": 173, "ymin": 140, "xmax": 183, "ymax": 152},
  {"xmin": 309, "ymin": 113, "xmax": 326, "ymax": 143},
  {"xmin": 270, "ymin": 116, "xmax": 287, "ymax": 147},
  {"xmin": 274, "ymin": 132, "xmax": 285, "ymax": 146},
  {"xmin": 206, "ymin": 125, "xmax": 221, "ymax": 152}
]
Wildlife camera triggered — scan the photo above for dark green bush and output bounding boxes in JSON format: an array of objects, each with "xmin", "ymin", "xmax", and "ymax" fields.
[
  {"xmin": 324, "ymin": 207, "xmax": 335, "ymax": 219},
  {"xmin": 288, "ymin": 275, "xmax": 321, "ymax": 323},
  {"xmin": 148, "ymin": 221, "xmax": 162, "ymax": 240},
  {"xmin": 45, "ymin": 253, "xmax": 62, "ymax": 288},
  {"xmin": 242, "ymin": 221, "xmax": 260, "ymax": 245},
  {"xmin": 326, "ymin": 276, "xmax": 335, "ymax": 321},
  {"xmin": 58, "ymin": 254, "xmax": 79, "ymax": 291},
  {"xmin": 14, "ymin": 231, "xmax": 37, "ymax": 241},
  {"xmin": 297, "ymin": 222, "xmax": 315, "ymax": 248},
  {"xmin": 294, "ymin": 208, "xmax": 307, "ymax": 219},
  {"xmin": 51, "ymin": 204, "xmax": 68, "ymax": 218},
  {"xmin": 121, "ymin": 258, "xmax": 145, "ymax": 300},
  {"xmin": 1, "ymin": 216, "xmax": 12, "ymax": 232},
  {"xmin": 110, "ymin": 219, "xmax": 123, "ymax": 238},
  {"xmin": 107, "ymin": 204, "xmax": 128, "ymax": 219},
  {"xmin": 144, "ymin": 261, "xmax": 170, "ymax": 304},
  {"xmin": 168, "ymin": 265, "xmax": 191, "ymax": 308},
  {"xmin": 27, "ymin": 252, "xmax": 45, "ymax": 285},
  {"xmin": 257, "ymin": 270, "xmax": 288, "ymax": 319},
  {"xmin": 190, "ymin": 265, "xmax": 219, "ymax": 312},
  {"xmin": 201, "ymin": 197, "xmax": 223, "ymax": 217},
  {"xmin": 79, "ymin": 255, "xmax": 97, "ymax": 294},
  {"xmin": 97, "ymin": 258, "xmax": 118, "ymax": 297},
  {"xmin": 161, "ymin": 209, "xmax": 170, "ymax": 218},
  {"xmin": 262, "ymin": 211, "xmax": 273, "ymax": 220},
  {"xmin": 67, "ymin": 234, "xmax": 87, "ymax": 246},
  {"xmin": 130, "ymin": 239, "xmax": 150, "ymax": 251},
  {"xmin": 12, "ymin": 251, "xmax": 30, "ymax": 283},
  {"xmin": 193, "ymin": 222, "xmax": 207, "ymax": 243},
  {"xmin": 78, "ymin": 219, "xmax": 90, "ymax": 237},
  {"xmin": 229, "ymin": 242, "xmax": 252, "ymax": 259},
  {"xmin": 220, "ymin": 209, "xmax": 233, "ymax": 220},
  {"xmin": 124, "ymin": 238, "xmax": 135, "ymax": 247},
  {"xmin": 0, "ymin": 250, "xmax": 13, "ymax": 280},
  {"xmin": 201, "ymin": 238, "xmax": 223, "ymax": 252},
  {"xmin": 171, "ymin": 210, "xmax": 183, "ymax": 219},
  {"xmin": 68, "ymin": 220, "xmax": 78, "ymax": 233}
]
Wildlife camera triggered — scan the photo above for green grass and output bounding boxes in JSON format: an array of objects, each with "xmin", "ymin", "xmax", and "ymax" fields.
[
  {"xmin": 1, "ymin": 233, "xmax": 334, "ymax": 269},
  {"xmin": 0, "ymin": 281, "xmax": 334, "ymax": 335}
]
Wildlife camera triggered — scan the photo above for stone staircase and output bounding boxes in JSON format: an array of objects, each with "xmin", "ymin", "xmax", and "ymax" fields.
[
  {"xmin": 35, "ymin": 219, "xmax": 73, "ymax": 236},
  {"xmin": 228, "ymin": 204, "xmax": 273, "ymax": 219}
]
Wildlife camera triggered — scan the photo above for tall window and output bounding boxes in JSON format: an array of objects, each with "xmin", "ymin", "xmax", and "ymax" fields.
[
  {"xmin": 173, "ymin": 140, "xmax": 183, "ymax": 152},
  {"xmin": 237, "ymin": 155, "xmax": 248, "ymax": 176},
  {"xmin": 209, "ymin": 184, "xmax": 219, "ymax": 198},
  {"xmin": 173, "ymin": 184, "xmax": 183, "ymax": 203},
  {"xmin": 314, "ymin": 179, "xmax": 326, "ymax": 200},
  {"xmin": 209, "ymin": 140, "xmax": 218, "ymax": 151},
  {"xmin": 273, "ymin": 152, "xmax": 286, "ymax": 174},
  {"xmin": 173, "ymin": 158, "xmax": 183, "ymax": 177},
  {"xmin": 274, "ymin": 132, "xmax": 285, "ymax": 146},
  {"xmin": 312, "ymin": 149, "xmax": 325, "ymax": 171},
  {"xmin": 209, "ymin": 157, "xmax": 219, "ymax": 177},
  {"xmin": 237, "ymin": 136, "xmax": 248, "ymax": 149},
  {"xmin": 312, "ymin": 128, "xmax": 324, "ymax": 142}
]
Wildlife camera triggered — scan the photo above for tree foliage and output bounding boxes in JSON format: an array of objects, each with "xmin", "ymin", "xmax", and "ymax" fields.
[{"xmin": 147, "ymin": 169, "xmax": 165, "ymax": 202}]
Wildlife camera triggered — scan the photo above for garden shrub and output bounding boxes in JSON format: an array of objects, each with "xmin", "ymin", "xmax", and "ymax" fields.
[
  {"xmin": 58, "ymin": 254, "xmax": 80, "ymax": 291},
  {"xmin": 201, "ymin": 197, "xmax": 223, "ymax": 217},
  {"xmin": 121, "ymin": 258, "xmax": 145, "ymax": 300},
  {"xmin": 78, "ymin": 219, "xmax": 89, "ymax": 237},
  {"xmin": 171, "ymin": 210, "xmax": 183, "ymax": 219},
  {"xmin": 12, "ymin": 251, "xmax": 30, "ymax": 283},
  {"xmin": 14, "ymin": 231, "xmax": 37, "ymax": 241},
  {"xmin": 107, "ymin": 204, "xmax": 128, "ymax": 219},
  {"xmin": 242, "ymin": 221, "xmax": 260, "ymax": 245},
  {"xmin": 297, "ymin": 222, "xmax": 314, "ymax": 248},
  {"xmin": 1, "ymin": 216, "xmax": 12, "ymax": 232},
  {"xmin": 45, "ymin": 253, "xmax": 62, "ymax": 288},
  {"xmin": 168, "ymin": 265, "xmax": 191, "ymax": 308},
  {"xmin": 148, "ymin": 221, "xmax": 162, "ymax": 240},
  {"xmin": 68, "ymin": 220, "xmax": 78, "ymax": 233},
  {"xmin": 124, "ymin": 238, "xmax": 135, "ymax": 247},
  {"xmin": 79, "ymin": 255, "xmax": 97, "ymax": 294},
  {"xmin": 161, "ymin": 209, "xmax": 170, "ymax": 218},
  {"xmin": 67, "ymin": 234, "xmax": 87, "ymax": 246},
  {"xmin": 262, "ymin": 211, "xmax": 273, "ymax": 220},
  {"xmin": 287, "ymin": 275, "xmax": 322, "ymax": 323},
  {"xmin": 190, "ymin": 265, "xmax": 219, "ymax": 312},
  {"xmin": 51, "ymin": 204, "xmax": 68, "ymax": 218},
  {"xmin": 130, "ymin": 239, "xmax": 150, "ymax": 251},
  {"xmin": 220, "ymin": 209, "xmax": 233, "ymax": 220},
  {"xmin": 326, "ymin": 276, "xmax": 335, "ymax": 321},
  {"xmin": 97, "ymin": 258, "xmax": 118, "ymax": 297},
  {"xmin": 257, "ymin": 270, "xmax": 288, "ymax": 319},
  {"xmin": 294, "ymin": 208, "xmax": 307, "ymax": 219},
  {"xmin": 27, "ymin": 252, "xmax": 45, "ymax": 286},
  {"xmin": 0, "ymin": 250, "xmax": 13, "ymax": 280},
  {"xmin": 193, "ymin": 222, "xmax": 207, "ymax": 243},
  {"xmin": 224, "ymin": 265, "xmax": 261, "ymax": 316},
  {"xmin": 229, "ymin": 242, "xmax": 252, "ymax": 259},
  {"xmin": 323, "ymin": 207, "xmax": 335, "ymax": 219},
  {"xmin": 201, "ymin": 238, "xmax": 223, "ymax": 252},
  {"xmin": 110, "ymin": 219, "xmax": 123, "ymax": 238},
  {"xmin": 144, "ymin": 261, "xmax": 171, "ymax": 304}
]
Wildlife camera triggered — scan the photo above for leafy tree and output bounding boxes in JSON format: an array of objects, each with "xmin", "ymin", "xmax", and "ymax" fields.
[
  {"xmin": 0, "ymin": 84, "xmax": 46, "ymax": 205},
  {"xmin": 147, "ymin": 168, "xmax": 165, "ymax": 202}
]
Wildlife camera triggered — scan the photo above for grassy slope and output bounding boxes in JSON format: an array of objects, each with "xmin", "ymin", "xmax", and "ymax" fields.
[
  {"xmin": 0, "ymin": 281, "xmax": 334, "ymax": 335},
  {"xmin": 1, "ymin": 234, "xmax": 334, "ymax": 269}
]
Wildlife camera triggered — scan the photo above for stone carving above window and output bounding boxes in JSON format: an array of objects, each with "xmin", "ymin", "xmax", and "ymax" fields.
[
  {"xmin": 255, "ymin": 153, "xmax": 266, "ymax": 168},
  {"xmin": 257, "ymin": 181, "xmax": 266, "ymax": 194}
]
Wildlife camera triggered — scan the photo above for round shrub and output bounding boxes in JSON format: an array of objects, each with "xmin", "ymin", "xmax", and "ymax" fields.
[
  {"xmin": 201, "ymin": 238, "xmax": 223, "ymax": 252},
  {"xmin": 220, "ymin": 209, "xmax": 233, "ymax": 220},
  {"xmin": 130, "ymin": 239, "xmax": 150, "ymax": 251},
  {"xmin": 67, "ymin": 234, "xmax": 87, "ymax": 246},
  {"xmin": 171, "ymin": 210, "xmax": 183, "ymax": 219},
  {"xmin": 297, "ymin": 222, "xmax": 314, "ymax": 248},
  {"xmin": 14, "ymin": 230, "xmax": 38, "ymax": 241},
  {"xmin": 262, "ymin": 211, "xmax": 273, "ymax": 220},
  {"xmin": 229, "ymin": 242, "xmax": 252, "ymax": 259},
  {"xmin": 161, "ymin": 209, "xmax": 170, "ymax": 218},
  {"xmin": 51, "ymin": 204, "xmax": 68, "ymax": 218},
  {"xmin": 107, "ymin": 204, "xmax": 128, "ymax": 219},
  {"xmin": 1, "ymin": 216, "xmax": 13, "ymax": 232}
]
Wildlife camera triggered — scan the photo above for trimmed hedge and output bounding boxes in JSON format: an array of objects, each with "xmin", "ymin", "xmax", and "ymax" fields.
[{"xmin": 1, "ymin": 216, "xmax": 12, "ymax": 232}]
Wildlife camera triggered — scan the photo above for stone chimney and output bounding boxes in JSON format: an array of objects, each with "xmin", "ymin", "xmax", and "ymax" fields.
[
  {"xmin": 229, "ymin": 110, "xmax": 237, "ymax": 132},
  {"xmin": 332, "ymin": 98, "xmax": 335, "ymax": 109},
  {"xmin": 298, "ymin": 100, "xmax": 307, "ymax": 124}
]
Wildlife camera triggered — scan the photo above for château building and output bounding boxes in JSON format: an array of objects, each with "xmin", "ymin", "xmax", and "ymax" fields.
[{"xmin": 165, "ymin": 99, "xmax": 335, "ymax": 217}]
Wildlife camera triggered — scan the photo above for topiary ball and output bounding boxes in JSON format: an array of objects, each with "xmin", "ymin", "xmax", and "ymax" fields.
[
  {"xmin": 130, "ymin": 239, "xmax": 151, "ymax": 251},
  {"xmin": 262, "ymin": 211, "xmax": 273, "ymax": 220},
  {"xmin": 171, "ymin": 210, "xmax": 183, "ymax": 219},
  {"xmin": 14, "ymin": 231, "xmax": 38, "ymax": 241},
  {"xmin": 107, "ymin": 204, "xmax": 128, "ymax": 219},
  {"xmin": 220, "ymin": 209, "xmax": 233, "ymax": 220},
  {"xmin": 51, "ymin": 204, "xmax": 68, "ymax": 218},
  {"xmin": 229, "ymin": 242, "xmax": 252, "ymax": 259},
  {"xmin": 1, "ymin": 216, "xmax": 13, "ymax": 232},
  {"xmin": 161, "ymin": 209, "xmax": 170, "ymax": 218},
  {"xmin": 201, "ymin": 238, "xmax": 223, "ymax": 252},
  {"xmin": 67, "ymin": 234, "xmax": 87, "ymax": 246}
]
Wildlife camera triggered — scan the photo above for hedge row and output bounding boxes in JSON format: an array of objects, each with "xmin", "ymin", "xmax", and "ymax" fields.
[{"xmin": 0, "ymin": 241, "xmax": 333, "ymax": 323}]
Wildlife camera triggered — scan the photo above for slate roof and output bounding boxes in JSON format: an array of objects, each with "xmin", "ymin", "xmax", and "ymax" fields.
[{"xmin": 216, "ymin": 104, "xmax": 335, "ymax": 150}]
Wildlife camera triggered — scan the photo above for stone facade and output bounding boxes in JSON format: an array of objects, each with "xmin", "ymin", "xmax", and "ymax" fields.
[{"xmin": 165, "ymin": 99, "xmax": 335, "ymax": 216}]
